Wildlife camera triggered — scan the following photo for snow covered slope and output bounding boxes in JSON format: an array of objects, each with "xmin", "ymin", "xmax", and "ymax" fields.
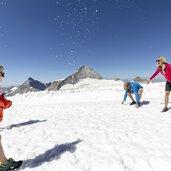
[{"xmin": 1, "ymin": 79, "xmax": 171, "ymax": 171}]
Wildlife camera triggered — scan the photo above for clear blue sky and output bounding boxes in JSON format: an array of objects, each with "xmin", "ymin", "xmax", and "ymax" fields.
[{"xmin": 0, "ymin": 0, "xmax": 171, "ymax": 86}]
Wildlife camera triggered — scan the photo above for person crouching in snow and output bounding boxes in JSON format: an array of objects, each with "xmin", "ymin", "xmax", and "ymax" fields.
[
  {"xmin": 147, "ymin": 56, "xmax": 171, "ymax": 112},
  {"xmin": 122, "ymin": 81, "xmax": 143, "ymax": 108},
  {"xmin": 0, "ymin": 65, "xmax": 22, "ymax": 170}
]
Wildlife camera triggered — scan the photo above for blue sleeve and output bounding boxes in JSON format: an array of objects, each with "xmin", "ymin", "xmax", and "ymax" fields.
[
  {"xmin": 123, "ymin": 91, "xmax": 128, "ymax": 101},
  {"xmin": 137, "ymin": 83, "xmax": 143, "ymax": 89},
  {"xmin": 133, "ymin": 82, "xmax": 142, "ymax": 92},
  {"xmin": 134, "ymin": 91, "xmax": 139, "ymax": 104}
]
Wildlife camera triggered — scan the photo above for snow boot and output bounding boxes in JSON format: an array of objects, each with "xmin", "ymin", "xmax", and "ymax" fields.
[
  {"xmin": 161, "ymin": 107, "xmax": 169, "ymax": 112},
  {"xmin": 0, "ymin": 158, "xmax": 22, "ymax": 171},
  {"xmin": 130, "ymin": 101, "xmax": 136, "ymax": 105}
]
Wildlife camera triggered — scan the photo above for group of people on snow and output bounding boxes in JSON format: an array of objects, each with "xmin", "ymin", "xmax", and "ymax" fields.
[
  {"xmin": 0, "ymin": 55, "xmax": 171, "ymax": 170},
  {"xmin": 122, "ymin": 56, "xmax": 171, "ymax": 112}
]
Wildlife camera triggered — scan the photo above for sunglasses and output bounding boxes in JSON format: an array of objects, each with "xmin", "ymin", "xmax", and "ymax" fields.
[
  {"xmin": 156, "ymin": 60, "xmax": 160, "ymax": 62},
  {"xmin": 0, "ymin": 72, "xmax": 4, "ymax": 77}
]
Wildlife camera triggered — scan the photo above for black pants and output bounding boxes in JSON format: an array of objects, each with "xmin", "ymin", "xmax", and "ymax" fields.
[{"xmin": 165, "ymin": 81, "xmax": 171, "ymax": 91}]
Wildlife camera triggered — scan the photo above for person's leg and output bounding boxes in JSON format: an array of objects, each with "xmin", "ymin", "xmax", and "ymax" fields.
[
  {"xmin": 0, "ymin": 135, "xmax": 23, "ymax": 170},
  {"xmin": 164, "ymin": 91, "xmax": 170, "ymax": 108},
  {"xmin": 162, "ymin": 81, "xmax": 171, "ymax": 112},
  {"xmin": 0, "ymin": 135, "xmax": 8, "ymax": 165},
  {"xmin": 128, "ymin": 93, "xmax": 136, "ymax": 105},
  {"xmin": 128, "ymin": 93, "xmax": 135, "ymax": 102},
  {"xmin": 0, "ymin": 108, "xmax": 4, "ymax": 122}
]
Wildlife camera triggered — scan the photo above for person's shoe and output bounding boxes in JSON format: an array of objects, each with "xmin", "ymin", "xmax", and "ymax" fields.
[
  {"xmin": 161, "ymin": 107, "xmax": 169, "ymax": 112},
  {"xmin": 0, "ymin": 158, "xmax": 22, "ymax": 171},
  {"xmin": 130, "ymin": 101, "xmax": 136, "ymax": 105}
]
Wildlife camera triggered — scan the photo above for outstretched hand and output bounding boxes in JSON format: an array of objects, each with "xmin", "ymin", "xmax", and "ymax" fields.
[
  {"xmin": 136, "ymin": 104, "xmax": 140, "ymax": 108},
  {"xmin": 147, "ymin": 80, "xmax": 150, "ymax": 84}
]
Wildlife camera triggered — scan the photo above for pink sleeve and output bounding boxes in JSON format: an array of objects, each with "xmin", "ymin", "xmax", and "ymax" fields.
[
  {"xmin": 149, "ymin": 69, "xmax": 159, "ymax": 80},
  {"xmin": 168, "ymin": 64, "xmax": 171, "ymax": 71}
]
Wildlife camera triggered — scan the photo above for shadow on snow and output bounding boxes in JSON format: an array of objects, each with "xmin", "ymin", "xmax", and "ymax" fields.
[
  {"xmin": 21, "ymin": 139, "xmax": 83, "ymax": 169},
  {"xmin": 6, "ymin": 119, "xmax": 47, "ymax": 130},
  {"xmin": 140, "ymin": 100, "xmax": 150, "ymax": 106}
]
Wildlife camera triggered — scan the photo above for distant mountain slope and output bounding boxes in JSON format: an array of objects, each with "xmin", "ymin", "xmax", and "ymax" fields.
[
  {"xmin": 133, "ymin": 76, "xmax": 146, "ymax": 83},
  {"xmin": 5, "ymin": 66, "xmax": 104, "ymax": 95},
  {"xmin": 7, "ymin": 77, "xmax": 50, "ymax": 96},
  {"xmin": 47, "ymin": 66, "xmax": 103, "ymax": 91}
]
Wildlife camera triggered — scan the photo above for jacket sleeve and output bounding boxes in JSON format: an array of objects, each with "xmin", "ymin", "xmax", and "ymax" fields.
[
  {"xmin": 123, "ymin": 91, "xmax": 128, "ymax": 102},
  {"xmin": 133, "ymin": 84, "xmax": 140, "ymax": 104},
  {"xmin": 167, "ymin": 64, "xmax": 171, "ymax": 74},
  {"xmin": 0, "ymin": 95, "xmax": 12, "ymax": 109},
  {"xmin": 149, "ymin": 69, "xmax": 159, "ymax": 80},
  {"xmin": 134, "ymin": 91, "xmax": 139, "ymax": 104}
]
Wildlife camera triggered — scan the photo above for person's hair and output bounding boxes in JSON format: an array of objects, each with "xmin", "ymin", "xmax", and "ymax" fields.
[
  {"xmin": 156, "ymin": 56, "xmax": 167, "ymax": 64},
  {"xmin": 158, "ymin": 55, "xmax": 164, "ymax": 58},
  {"xmin": 124, "ymin": 82, "xmax": 130, "ymax": 90},
  {"xmin": 0, "ymin": 65, "xmax": 4, "ymax": 73},
  {"xmin": 0, "ymin": 65, "xmax": 4, "ymax": 69}
]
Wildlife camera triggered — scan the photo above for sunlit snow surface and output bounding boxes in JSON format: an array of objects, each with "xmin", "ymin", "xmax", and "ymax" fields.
[{"xmin": 1, "ymin": 79, "xmax": 171, "ymax": 171}]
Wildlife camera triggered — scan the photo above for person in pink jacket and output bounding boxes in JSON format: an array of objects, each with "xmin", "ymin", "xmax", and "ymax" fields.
[{"xmin": 147, "ymin": 56, "xmax": 171, "ymax": 112}]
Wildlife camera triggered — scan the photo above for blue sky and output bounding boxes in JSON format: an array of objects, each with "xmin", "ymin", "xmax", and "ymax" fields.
[{"xmin": 0, "ymin": 0, "xmax": 171, "ymax": 86}]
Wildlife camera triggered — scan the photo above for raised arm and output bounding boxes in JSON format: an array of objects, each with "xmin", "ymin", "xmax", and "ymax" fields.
[{"xmin": 149, "ymin": 69, "xmax": 160, "ymax": 81}]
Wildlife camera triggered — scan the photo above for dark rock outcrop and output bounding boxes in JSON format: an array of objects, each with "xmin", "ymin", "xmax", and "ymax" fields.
[{"xmin": 46, "ymin": 81, "xmax": 62, "ymax": 91}]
